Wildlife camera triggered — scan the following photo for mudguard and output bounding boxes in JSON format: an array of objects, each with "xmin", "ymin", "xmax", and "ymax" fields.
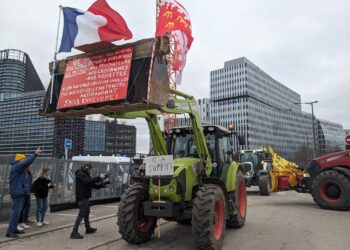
[
  {"xmin": 332, "ymin": 167, "xmax": 350, "ymax": 179},
  {"xmin": 221, "ymin": 161, "xmax": 242, "ymax": 192}
]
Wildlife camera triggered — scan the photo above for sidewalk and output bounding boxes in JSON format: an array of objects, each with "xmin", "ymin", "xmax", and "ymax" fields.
[{"xmin": 0, "ymin": 202, "xmax": 118, "ymax": 244}]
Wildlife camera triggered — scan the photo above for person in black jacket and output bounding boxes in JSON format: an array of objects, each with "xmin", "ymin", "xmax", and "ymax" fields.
[
  {"xmin": 32, "ymin": 168, "xmax": 55, "ymax": 227},
  {"xmin": 70, "ymin": 163, "xmax": 106, "ymax": 239}
]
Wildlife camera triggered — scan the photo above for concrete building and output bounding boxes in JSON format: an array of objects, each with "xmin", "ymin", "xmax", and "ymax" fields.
[{"xmin": 210, "ymin": 57, "xmax": 344, "ymax": 159}]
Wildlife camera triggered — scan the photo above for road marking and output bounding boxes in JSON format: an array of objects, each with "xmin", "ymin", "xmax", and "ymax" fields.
[
  {"xmin": 48, "ymin": 213, "xmax": 79, "ymax": 217},
  {"xmin": 97, "ymin": 205, "xmax": 118, "ymax": 208}
]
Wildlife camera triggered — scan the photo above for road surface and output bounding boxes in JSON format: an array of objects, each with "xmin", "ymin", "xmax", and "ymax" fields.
[{"xmin": 0, "ymin": 189, "xmax": 349, "ymax": 250}]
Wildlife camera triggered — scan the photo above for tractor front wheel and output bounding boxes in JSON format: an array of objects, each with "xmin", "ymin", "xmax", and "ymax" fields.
[
  {"xmin": 227, "ymin": 170, "xmax": 247, "ymax": 228},
  {"xmin": 117, "ymin": 183, "xmax": 157, "ymax": 243},
  {"xmin": 192, "ymin": 184, "xmax": 226, "ymax": 250},
  {"xmin": 258, "ymin": 174, "xmax": 272, "ymax": 196},
  {"xmin": 311, "ymin": 170, "xmax": 350, "ymax": 210}
]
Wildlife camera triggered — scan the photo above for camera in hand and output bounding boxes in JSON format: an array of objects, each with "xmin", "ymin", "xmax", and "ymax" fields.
[{"xmin": 95, "ymin": 173, "xmax": 111, "ymax": 188}]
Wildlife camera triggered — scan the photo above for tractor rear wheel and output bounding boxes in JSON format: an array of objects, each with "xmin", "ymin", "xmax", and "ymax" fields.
[
  {"xmin": 117, "ymin": 183, "xmax": 157, "ymax": 243},
  {"xmin": 192, "ymin": 184, "xmax": 226, "ymax": 250},
  {"xmin": 258, "ymin": 174, "xmax": 271, "ymax": 196},
  {"xmin": 227, "ymin": 170, "xmax": 247, "ymax": 228},
  {"xmin": 311, "ymin": 170, "xmax": 350, "ymax": 211}
]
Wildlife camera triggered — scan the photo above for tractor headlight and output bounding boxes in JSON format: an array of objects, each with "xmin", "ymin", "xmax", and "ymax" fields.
[
  {"xmin": 303, "ymin": 173, "xmax": 310, "ymax": 178},
  {"xmin": 169, "ymin": 185, "xmax": 175, "ymax": 192}
]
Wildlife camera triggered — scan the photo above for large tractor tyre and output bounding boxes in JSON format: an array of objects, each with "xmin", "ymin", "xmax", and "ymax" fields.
[
  {"xmin": 177, "ymin": 218, "xmax": 192, "ymax": 225},
  {"xmin": 311, "ymin": 170, "xmax": 350, "ymax": 211},
  {"xmin": 258, "ymin": 174, "xmax": 271, "ymax": 196},
  {"xmin": 117, "ymin": 183, "xmax": 157, "ymax": 244},
  {"xmin": 227, "ymin": 170, "xmax": 247, "ymax": 228},
  {"xmin": 192, "ymin": 185, "xmax": 226, "ymax": 250}
]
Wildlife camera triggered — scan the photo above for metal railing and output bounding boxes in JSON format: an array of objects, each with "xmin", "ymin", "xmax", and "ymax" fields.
[{"xmin": 0, "ymin": 156, "xmax": 131, "ymax": 220}]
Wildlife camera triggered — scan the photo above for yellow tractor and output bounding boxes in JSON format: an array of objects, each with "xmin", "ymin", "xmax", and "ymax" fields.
[{"xmin": 240, "ymin": 147, "xmax": 305, "ymax": 195}]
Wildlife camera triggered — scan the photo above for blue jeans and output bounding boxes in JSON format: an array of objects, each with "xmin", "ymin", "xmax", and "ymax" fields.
[
  {"xmin": 19, "ymin": 195, "xmax": 31, "ymax": 223},
  {"xmin": 36, "ymin": 197, "xmax": 48, "ymax": 222},
  {"xmin": 6, "ymin": 196, "xmax": 26, "ymax": 234}
]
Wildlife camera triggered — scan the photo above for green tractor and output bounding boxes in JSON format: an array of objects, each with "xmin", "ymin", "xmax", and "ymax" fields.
[{"xmin": 114, "ymin": 88, "xmax": 247, "ymax": 250}]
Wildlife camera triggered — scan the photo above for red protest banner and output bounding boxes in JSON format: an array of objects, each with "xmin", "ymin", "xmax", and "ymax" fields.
[{"xmin": 57, "ymin": 47, "xmax": 133, "ymax": 109}]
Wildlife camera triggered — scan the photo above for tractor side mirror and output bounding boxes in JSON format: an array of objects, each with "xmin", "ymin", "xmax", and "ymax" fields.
[{"xmin": 238, "ymin": 135, "xmax": 246, "ymax": 146}]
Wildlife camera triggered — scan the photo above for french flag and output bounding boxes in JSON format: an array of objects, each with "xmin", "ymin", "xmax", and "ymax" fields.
[{"xmin": 59, "ymin": 0, "xmax": 132, "ymax": 53}]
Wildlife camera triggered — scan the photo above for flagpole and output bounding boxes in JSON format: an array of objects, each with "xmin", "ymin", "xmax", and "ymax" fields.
[
  {"xmin": 50, "ymin": 4, "xmax": 63, "ymax": 104},
  {"xmin": 147, "ymin": 1, "xmax": 161, "ymax": 100}
]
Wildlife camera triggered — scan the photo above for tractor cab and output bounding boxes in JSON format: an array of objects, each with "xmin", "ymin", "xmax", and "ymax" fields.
[
  {"xmin": 240, "ymin": 150, "xmax": 272, "ymax": 174},
  {"xmin": 166, "ymin": 125, "xmax": 234, "ymax": 177}
]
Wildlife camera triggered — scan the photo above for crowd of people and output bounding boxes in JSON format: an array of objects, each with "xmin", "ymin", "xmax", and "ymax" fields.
[{"xmin": 5, "ymin": 148, "xmax": 108, "ymax": 240}]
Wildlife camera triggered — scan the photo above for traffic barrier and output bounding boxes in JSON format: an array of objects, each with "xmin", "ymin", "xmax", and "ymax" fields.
[{"xmin": 0, "ymin": 156, "xmax": 131, "ymax": 220}]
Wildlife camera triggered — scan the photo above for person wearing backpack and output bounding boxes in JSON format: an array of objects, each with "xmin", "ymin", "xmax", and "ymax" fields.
[{"xmin": 32, "ymin": 168, "xmax": 55, "ymax": 227}]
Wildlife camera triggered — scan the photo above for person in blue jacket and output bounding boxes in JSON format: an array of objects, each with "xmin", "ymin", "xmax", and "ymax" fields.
[{"xmin": 5, "ymin": 147, "xmax": 42, "ymax": 238}]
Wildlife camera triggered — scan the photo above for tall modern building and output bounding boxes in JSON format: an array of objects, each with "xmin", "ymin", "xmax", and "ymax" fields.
[
  {"xmin": 0, "ymin": 49, "xmax": 43, "ymax": 101},
  {"xmin": 345, "ymin": 129, "xmax": 350, "ymax": 136},
  {"xmin": 53, "ymin": 117, "xmax": 86, "ymax": 159},
  {"xmin": 164, "ymin": 98, "xmax": 211, "ymax": 128},
  {"xmin": 210, "ymin": 57, "xmax": 344, "ymax": 159},
  {"xmin": 0, "ymin": 50, "xmax": 137, "ymax": 158},
  {"xmin": 84, "ymin": 119, "xmax": 136, "ymax": 157},
  {"xmin": 0, "ymin": 49, "xmax": 55, "ymax": 157},
  {"xmin": 317, "ymin": 119, "xmax": 345, "ymax": 154}
]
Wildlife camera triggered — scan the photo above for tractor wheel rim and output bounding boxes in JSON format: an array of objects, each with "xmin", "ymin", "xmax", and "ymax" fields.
[
  {"xmin": 320, "ymin": 182, "xmax": 341, "ymax": 203},
  {"xmin": 137, "ymin": 205, "xmax": 153, "ymax": 231},
  {"xmin": 213, "ymin": 199, "xmax": 224, "ymax": 240},
  {"xmin": 238, "ymin": 180, "xmax": 247, "ymax": 217}
]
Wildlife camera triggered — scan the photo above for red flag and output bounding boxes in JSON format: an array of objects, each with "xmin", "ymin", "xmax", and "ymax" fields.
[
  {"xmin": 173, "ymin": 30, "xmax": 189, "ymax": 71},
  {"xmin": 156, "ymin": 0, "xmax": 193, "ymax": 48},
  {"xmin": 156, "ymin": 0, "xmax": 193, "ymax": 78},
  {"xmin": 88, "ymin": 0, "xmax": 133, "ymax": 42}
]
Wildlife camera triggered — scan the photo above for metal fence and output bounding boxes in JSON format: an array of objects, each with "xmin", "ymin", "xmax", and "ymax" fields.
[{"xmin": 0, "ymin": 156, "xmax": 131, "ymax": 221}]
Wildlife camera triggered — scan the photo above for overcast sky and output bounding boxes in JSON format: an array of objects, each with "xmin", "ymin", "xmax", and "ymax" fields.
[{"xmin": 1, "ymin": 0, "xmax": 349, "ymax": 153}]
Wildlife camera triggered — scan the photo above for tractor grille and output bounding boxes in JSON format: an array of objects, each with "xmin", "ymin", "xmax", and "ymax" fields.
[{"xmin": 151, "ymin": 177, "xmax": 172, "ymax": 186}]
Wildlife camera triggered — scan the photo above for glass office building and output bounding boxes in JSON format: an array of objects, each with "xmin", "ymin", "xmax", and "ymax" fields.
[
  {"xmin": 0, "ymin": 49, "xmax": 43, "ymax": 101},
  {"xmin": 0, "ymin": 49, "xmax": 55, "ymax": 157},
  {"xmin": 85, "ymin": 120, "xmax": 136, "ymax": 157},
  {"xmin": 0, "ymin": 90, "xmax": 54, "ymax": 157},
  {"xmin": 317, "ymin": 119, "xmax": 345, "ymax": 154},
  {"xmin": 210, "ymin": 57, "xmax": 344, "ymax": 159}
]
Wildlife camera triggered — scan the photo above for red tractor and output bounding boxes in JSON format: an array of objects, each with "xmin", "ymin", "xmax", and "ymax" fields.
[{"xmin": 303, "ymin": 150, "xmax": 350, "ymax": 210}]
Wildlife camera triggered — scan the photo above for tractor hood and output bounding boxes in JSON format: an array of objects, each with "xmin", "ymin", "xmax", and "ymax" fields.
[{"xmin": 173, "ymin": 157, "xmax": 201, "ymax": 174}]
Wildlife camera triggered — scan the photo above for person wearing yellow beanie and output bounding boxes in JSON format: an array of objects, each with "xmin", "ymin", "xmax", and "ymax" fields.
[
  {"xmin": 6, "ymin": 148, "xmax": 42, "ymax": 238},
  {"xmin": 15, "ymin": 154, "xmax": 26, "ymax": 162}
]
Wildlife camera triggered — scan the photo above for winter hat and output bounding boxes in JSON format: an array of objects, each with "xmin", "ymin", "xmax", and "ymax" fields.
[{"xmin": 15, "ymin": 154, "xmax": 26, "ymax": 161}]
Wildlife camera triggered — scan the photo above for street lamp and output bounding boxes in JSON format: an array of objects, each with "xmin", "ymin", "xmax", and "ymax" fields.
[{"xmin": 294, "ymin": 101, "xmax": 318, "ymax": 158}]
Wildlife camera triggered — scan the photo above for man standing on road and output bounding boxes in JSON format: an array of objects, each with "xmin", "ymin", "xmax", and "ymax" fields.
[
  {"xmin": 70, "ymin": 163, "xmax": 107, "ymax": 239},
  {"xmin": 6, "ymin": 148, "xmax": 42, "ymax": 238}
]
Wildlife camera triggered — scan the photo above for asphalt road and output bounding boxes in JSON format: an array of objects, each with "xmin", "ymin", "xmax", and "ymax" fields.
[{"xmin": 1, "ymin": 188, "xmax": 349, "ymax": 250}]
